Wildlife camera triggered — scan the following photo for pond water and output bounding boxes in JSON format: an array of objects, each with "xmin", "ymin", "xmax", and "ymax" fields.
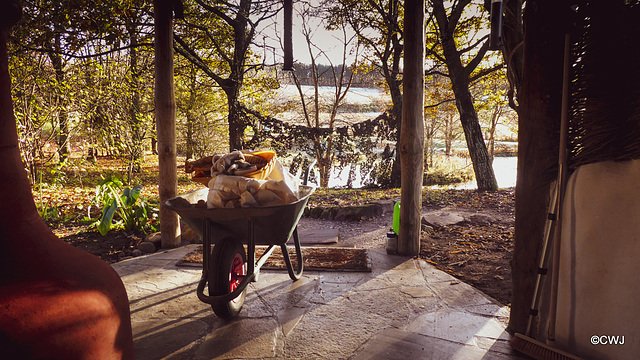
[
  {"xmin": 276, "ymin": 85, "xmax": 388, "ymax": 105},
  {"xmin": 322, "ymin": 156, "xmax": 517, "ymax": 189},
  {"xmin": 275, "ymin": 85, "xmax": 518, "ymax": 190},
  {"xmin": 456, "ymin": 156, "xmax": 517, "ymax": 189}
]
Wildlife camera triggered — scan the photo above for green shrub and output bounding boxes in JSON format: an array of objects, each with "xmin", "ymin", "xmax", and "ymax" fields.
[
  {"xmin": 39, "ymin": 205, "xmax": 60, "ymax": 223},
  {"xmin": 423, "ymin": 156, "xmax": 474, "ymax": 186},
  {"xmin": 92, "ymin": 175, "xmax": 157, "ymax": 235}
]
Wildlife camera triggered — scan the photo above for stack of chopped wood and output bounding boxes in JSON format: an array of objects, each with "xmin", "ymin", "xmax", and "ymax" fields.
[{"xmin": 185, "ymin": 150, "xmax": 276, "ymax": 185}]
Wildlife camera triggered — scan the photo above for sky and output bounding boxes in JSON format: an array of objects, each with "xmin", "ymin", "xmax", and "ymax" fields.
[
  {"xmin": 257, "ymin": 1, "xmax": 494, "ymax": 68},
  {"xmin": 257, "ymin": 1, "xmax": 358, "ymax": 67}
]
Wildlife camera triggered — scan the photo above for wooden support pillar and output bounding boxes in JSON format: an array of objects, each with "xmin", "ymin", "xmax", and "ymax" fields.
[
  {"xmin": 398, "ymin": 0, "xmax": 425, "ymax": 256},
  {"xmin": 283, "ymin": 0, "xmax": 293, "ymax": 70},
  {"xmin": 508, "ymin": 0, "xmax": 567, "ymax": 334},
  {"xmin": 154, "ymin": 0, "xmax": 180, "ymax": 248}
]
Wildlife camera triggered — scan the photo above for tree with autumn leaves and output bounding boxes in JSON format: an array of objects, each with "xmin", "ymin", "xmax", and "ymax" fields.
[
  {"xmin": 427, "ymin": 0, "xmax": 503, "ymax": 191},
  {"xmin": 326, "ymin": 0, "xmax": 503, "ymax": 191},
  {"xmin": 11, "ymin": 0, "xmax": 508, "ymax": 192},
  {"xmin": 173, "ymin": 0, "xmax": 282, "ymax": 152}
]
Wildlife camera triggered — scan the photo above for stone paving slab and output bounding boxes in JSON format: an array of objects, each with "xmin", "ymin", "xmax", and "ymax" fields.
[
  {"xmin": 354, "ymin": 328, "xmax": 509, "ymax": 360},
  {"xmin": 287, "ymin": 228, "xmax": 339, "ymax": 246},
  {"xmin": 112, "ymin": 245, "xmax": 526, "ymax": 360}
]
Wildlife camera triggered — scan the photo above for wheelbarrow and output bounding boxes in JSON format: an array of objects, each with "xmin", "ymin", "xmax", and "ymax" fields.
[{"xmin": 164, "ymin": 179, "xmax": 315, "ymax": 320}]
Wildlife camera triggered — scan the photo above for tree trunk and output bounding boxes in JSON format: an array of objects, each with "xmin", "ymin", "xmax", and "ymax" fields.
[
  {"xmin": 151, "ymin": 136, "xmax": 158, "ymax": 155},
  {"xmin": 398, "ymin": 0, "xmax": 424, "ymax": 256},
  {"xmin": 127, "ymin": 20, "xmax": 144, "ymax": 177},
  {"xmin": 340, "ymin": 0, "xmax": 402, "ymax": 188},
  {"xmin": 488, "ymin": 104, "xmax": 502, "ymax": 162},
  {"xmin": 508, "ymin": 0, "xmax": 565, "ymax": 334},
  {"xmin": 154, "ymin": 0, "xmax": 180, "ymax": 249},
  {"xmin": 48, "ymin": 38, "xmax": 69, "ymax": 163},
  {"xmin": 502, "ymin": 0, "xmax": 524, "ymax": 110},
  {"xmin": 318, "ymin": 150, "xmax": 331, "ymax": 188},
  {"xmin": 57, "ymin": 107, "xmax": 69, "ymax": 162},
  {"xmin": 227, "ymin": 97, "xmax": 244, "ymax": 151},
  {"xmin": 0, "ymin": 6, "xmax": 134, "ymax": 358},
  {"xmin": 433, "ymin": 0, "xmax": 498, "ymax": 192},
  {"xmin": 388, "ymin": 85, "xmax": 403, "ymax": 188},
  {"xmin": 185, "ymin": 70, "xmax": 197, "ymax": 160},
  {"xmin": 186, "ymin": 113, "xmax": 194, "ymax": 160},
  {"xmin": 445, "ymin": 115, "xmax": 453, "ymax": 156},
  {"xmin": 226, "ymin": 0, "xmax": 253, "ymax": 152},
  {"xmin": 387, "ymin": 0, "xmax": 403, "ymax": 189},
  {"xmin": 450, "ymin": 73, "xmax": 498, "ymax": 191}
]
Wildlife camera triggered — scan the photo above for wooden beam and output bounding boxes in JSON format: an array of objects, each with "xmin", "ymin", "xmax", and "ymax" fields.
[
  {"xmin": 154, "ymin": 0, "xmax": 181, "ymax": 248},
  {"xmin": 398, "ymin": 0, "xmax": 425, "ymax": 256}
]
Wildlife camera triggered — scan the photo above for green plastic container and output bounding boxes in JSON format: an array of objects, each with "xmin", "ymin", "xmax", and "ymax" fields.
[{"xmin": 392, "ymin": 201, "xmax": 400, "ymax": 235}]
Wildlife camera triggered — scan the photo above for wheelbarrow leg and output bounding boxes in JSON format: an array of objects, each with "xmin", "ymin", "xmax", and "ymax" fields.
[{"xmin": 281, "ymin": 227, "xmax": 304, "ymax": 281}]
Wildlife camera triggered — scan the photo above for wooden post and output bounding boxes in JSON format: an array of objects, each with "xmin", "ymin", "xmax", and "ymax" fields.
[
  {"xmin": 508, "ymin": 0, "xmax": 565, "ymax": 334},
  {"xmin": 154, "ymin": 0, "xmax": 180, "ymax": 248},
  {"xmin": 398, "ymin": 0, "xmax": 425, "ymax": 256},
  {"xmin": 283, "ymin": 0, "xmax": 293, "ymax": 70}
]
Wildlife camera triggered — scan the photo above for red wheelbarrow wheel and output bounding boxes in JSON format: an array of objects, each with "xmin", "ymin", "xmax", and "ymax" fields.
[{"xmin": 209, "ymin": 239, "xmax": 247, "ymax": 319}]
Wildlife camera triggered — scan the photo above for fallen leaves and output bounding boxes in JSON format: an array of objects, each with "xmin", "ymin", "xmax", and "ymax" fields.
[
  {"xmin": 32, "ymin": 155, "xmax": 203, "ymax": 228},
  {"xmin": 33, "ymin": 154, "xmax": 517, "ymax": 305},
  {"xmin": 419, "ymin": 189, "xmax": 515, "ymax": 305},
  {"xmin": 309, "ymin": 188, "xmax": 401, "ymax": 208}
]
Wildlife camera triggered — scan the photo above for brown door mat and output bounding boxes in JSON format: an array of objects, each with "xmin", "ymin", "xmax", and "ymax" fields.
[{"xmin": 177, "ymin": 245, "xmax": 371, "ymax": 272}]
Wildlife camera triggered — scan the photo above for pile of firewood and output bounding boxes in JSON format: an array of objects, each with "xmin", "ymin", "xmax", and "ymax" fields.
[{"xmin": 185, "ymin": 150, "xmax": 275, "ymax": 185}]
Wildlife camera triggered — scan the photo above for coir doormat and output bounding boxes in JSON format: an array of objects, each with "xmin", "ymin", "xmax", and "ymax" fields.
[{"xmin": 177, "ymin": 245, "xmax": 371, "ymax": 272}]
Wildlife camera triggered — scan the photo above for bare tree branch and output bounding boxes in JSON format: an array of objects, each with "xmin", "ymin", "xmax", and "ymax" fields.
[
  {"xmin": 447, "ymin": 0, "xmax": 472, "ymax": 34},
  {"xmin": 458, "ymin": 33, "xmax": 489, "ymax": 55},
  {"xmin": 425, "ymin": 69, "xmax": 450, "ymax": 78},
  {"xmin": 425, "ymin": 98, "xmax": 455, "ymax": 109},
  {"xmin": 12, "ymin": 42, "xmax": 154, "ymax": 59},
  {"xmin": 464, "ymin": 39, "xmax": 490, "ymax": 78},
  {"xmin": 469, "ymin": 63, "xmax": 504, "ymax": 83},
  {"xmin": 192, "ymin": 0, "xmax": 236, "ymax": 24},
  {"xmin": 173, "ymin": 33, "xmax": 226, "ymax": 86}
]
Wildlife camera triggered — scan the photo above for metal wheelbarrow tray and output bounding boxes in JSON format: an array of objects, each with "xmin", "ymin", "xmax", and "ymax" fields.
[{"xmin": 164, "ymin": 185, "xmax": 315, "ymax": 319}]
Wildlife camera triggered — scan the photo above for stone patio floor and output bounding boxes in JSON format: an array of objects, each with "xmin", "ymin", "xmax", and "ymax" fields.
[{"xmin": 112, "ymin": 244, "xmax": 528, "ymax": 360}]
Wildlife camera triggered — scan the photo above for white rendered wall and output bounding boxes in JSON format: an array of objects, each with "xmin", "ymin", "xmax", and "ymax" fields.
[{"xmin": 555, "ymin": 159, "xmax": 640, "ymax": 359}]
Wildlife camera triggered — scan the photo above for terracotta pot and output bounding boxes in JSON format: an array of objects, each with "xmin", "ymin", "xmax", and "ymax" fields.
[{"xmin": 0, "ymin": 5, "xmax": 134, "ymax": 358}]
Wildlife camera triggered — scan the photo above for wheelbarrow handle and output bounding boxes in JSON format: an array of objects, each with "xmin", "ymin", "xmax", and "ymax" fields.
[
  {"xmin": 281, "ymin": 228, "xmax": 304, "ymax": 280},
  {"xmin": 304, "ymin": 159, "xmax": 317, "ymax": 186}
]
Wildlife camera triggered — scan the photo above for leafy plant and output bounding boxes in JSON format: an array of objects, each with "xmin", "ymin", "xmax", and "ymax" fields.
[
  {"xmin": 39, "ymin": 204, "xmax": 60, "ymax": 224},
  {"xmin": 36, "ymin": 167, "xmax": 62, "ymax": 223},
  {"xmin": 92, "ymin": 175, "xmax": 155, "ymax": 235},
  {"xmin": 46, "ymin": 159, "xmax": 69, "ymax": 186}
]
